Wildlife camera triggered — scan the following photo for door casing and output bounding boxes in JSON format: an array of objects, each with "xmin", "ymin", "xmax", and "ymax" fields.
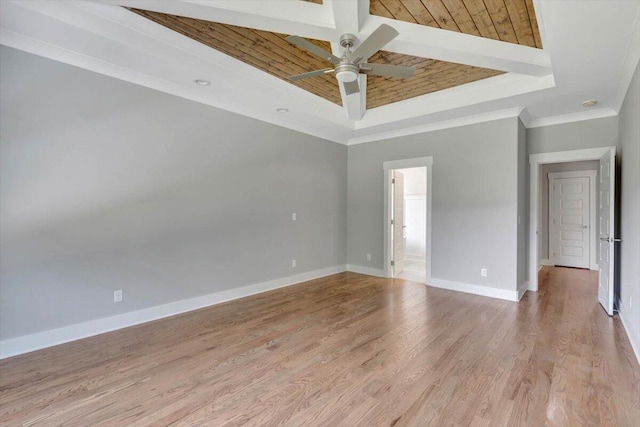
[
  {"xmin": 383, "ymin": 157, "xmax": 433, "ymax": 280},
  {"xmin": 529, "ymin": 146, "xmax": 616, "ymax": 292}
]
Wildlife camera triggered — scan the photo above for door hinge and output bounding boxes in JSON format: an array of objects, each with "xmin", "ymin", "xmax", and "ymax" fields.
[
  {"xmin": 391, "ymin": 260, "xmax": 395, "ymax": 266},
  {"xmin": 392, "ymin": 178, "xmax": 395, "ymax": 184},
  {"xmin": 390, "ymin": 219, "xmax": 394, "ymax": 225}
]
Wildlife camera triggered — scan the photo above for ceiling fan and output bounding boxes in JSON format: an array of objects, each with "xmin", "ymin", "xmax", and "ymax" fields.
[{"xmin": 286, "ymin": 24, "xmax": 416, "ymax": 96}]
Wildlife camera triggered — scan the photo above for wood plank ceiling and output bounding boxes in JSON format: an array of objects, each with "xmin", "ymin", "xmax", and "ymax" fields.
[
  {"xmin": 370, "ymin": 0, "xmax": 542, "ymax": 48},
  {"xmin": 131, "ymin": 1, "xmax": 531, "ymax": 109}
]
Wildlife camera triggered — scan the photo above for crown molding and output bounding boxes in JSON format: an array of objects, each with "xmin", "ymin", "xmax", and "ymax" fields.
[
  {"xmin": 348, "ymin": 107, "xmax": 524, "ymax": 145},
  {"xmin": 526, "ymin": 108, "xmax": 618, "ymax": 129}
]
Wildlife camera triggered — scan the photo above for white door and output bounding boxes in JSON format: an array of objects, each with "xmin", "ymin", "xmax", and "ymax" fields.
[
  {"xmin": 393, "ymin": 171, "xmax": 405, "ymax": 276},
  {"xmin": 598, "ymin": 150, "xmax": 616, "ymax": 316},
  {"xmin": 550, "ymin": 175, "xmax": 590, "ymax": 268}
]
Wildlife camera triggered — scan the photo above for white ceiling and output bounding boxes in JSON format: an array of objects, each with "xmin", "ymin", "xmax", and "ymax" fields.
[{"xmin": 1, "ymin": 0, "xmax": 639, "ymax": 144}]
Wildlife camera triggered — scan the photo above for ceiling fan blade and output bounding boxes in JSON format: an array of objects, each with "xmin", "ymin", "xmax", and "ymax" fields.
[
  {"xmin": 343, "ymin": 80, "xmax": 360, "ymax": 96},
  {"xmin": 286, "ymin": 36, "xmax": 341, "ymax": 64},
  {"xmin": 360, "ymin": 63, "xmax": 416, "ymax": 78},
  {"xmin": 347, "ymin": 24, "xmax": 399, "ymax": 63},
  {"xmin": 289, "ymin": 68, "xmax": 335, "ymax": 81}
]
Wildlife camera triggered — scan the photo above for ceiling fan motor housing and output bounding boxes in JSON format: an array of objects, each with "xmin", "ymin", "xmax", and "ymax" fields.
[{"xmin": 339, "ymin": 33, "xmax": 357, "ymax": 50}]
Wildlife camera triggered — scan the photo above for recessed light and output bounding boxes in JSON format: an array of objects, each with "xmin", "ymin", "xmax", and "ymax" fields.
[
  {"xmin": 276, "ymin": 108, "xmax": 289, "ymax": 113},
  {"xmin": 582, "ymin": 99, "xmax": 598, "ymax": 108},
  {"xmin": 194, "ymin": 79, "xmax": 211, "ymax": 86}
]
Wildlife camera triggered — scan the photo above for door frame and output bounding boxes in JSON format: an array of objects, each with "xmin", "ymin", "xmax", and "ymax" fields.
[
  {"xmin": 383, "ymin": 157, "xmax": 433, "ymax": 279},
  {"xmin": 529, "ymin": 146, "xmax": 616, "ymax": 292},
  {"xmin": 548, "ymin": 170, "xmax": 598, "ymax": 270}
]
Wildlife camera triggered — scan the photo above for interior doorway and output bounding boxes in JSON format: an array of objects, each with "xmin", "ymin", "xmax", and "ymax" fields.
[
  {"xmin": 529, "ymin": 147, "xmax": 618, "ymax": 316},
  {"xmin": 392, "ymin": 167, "xmax": 427, "ymax": 282},
  {"xmin": 383, "ymin": 157, "xmax": 433, "ymax": 282}
]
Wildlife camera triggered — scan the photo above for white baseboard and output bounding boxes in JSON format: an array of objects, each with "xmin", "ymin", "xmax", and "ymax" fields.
[
  {"xmin": 619, "ymin": 309, "xmax": 640, "ymax": 365},
  {"xmin": 427, "ymin": 277, "xmax": 520, "ymax": 302},
  {"xmin": 540, "ymin": 259, "xmax": 554, "ymax": 266},
  {"xmin": 528, "ymin": 281, "xmax": 538, "ymax": 291},
  {"xmin": 346, "ymin": 264, "xmax": 387, "ymax": 278},
  {"xmin": 0, "ymin": 265, "xmax": 347, "ymax": 359}
]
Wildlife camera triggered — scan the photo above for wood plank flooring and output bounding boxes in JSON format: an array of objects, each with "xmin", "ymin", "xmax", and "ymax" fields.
[{"xmin": 1, "ymin": 267, "xmax": 638, "ymax": 426}]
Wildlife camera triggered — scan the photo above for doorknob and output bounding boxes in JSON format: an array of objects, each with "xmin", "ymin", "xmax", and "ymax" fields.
[
  {"xmin": 581, "ymin": 225, "xmax": 588, "ymax": 229},
  {"xmin": 600, "ymin": 236, "xmax": 623, "ymax": 242}
]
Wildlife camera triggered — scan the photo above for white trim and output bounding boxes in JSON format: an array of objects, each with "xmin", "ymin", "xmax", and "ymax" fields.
[
  {"xmin": 345, "ymin": 264, "xmax": 386, "ymax": 278},
  {"xmin": 526, "ymin": 108, "xmax": 618, "ymax": 129},
  {"xmin": 619, "ymin": 309, "xmax": 640, "ymax": 365},
  {"xmin": 0, "ymin": 264, "xmax": 346, "ymax": 359},
  {"xmin": 427, "ymin": 277, "xmax": 520, "ymax": 302},
  {"xmin": 383, "ymin": 156, "xmax": 434, "ymax": 170},
  {"xmin": 528, "ymin": 147, "xmax": 616, "ymax": 292},
  {"xmin": 548, "ymin": 170, "xmax": 598, "ymax": 270},
  {"xmin": 540, "ymin": 258, "xmax": 554, "ymax": 266},
  {"xmin": 349, "ymin": 108, "xmax": 524, "ymax": 145},
  {"xmin": 383, "ymin": 157, "xmax": 433, "ymax": 280}
]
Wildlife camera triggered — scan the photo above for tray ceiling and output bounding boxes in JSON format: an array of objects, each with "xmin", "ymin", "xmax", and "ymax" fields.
[
  {"xmin": 132, "ymin": 9, "xmax": 503, "ymax": 109},
  {"xmin": 370, "ymin": 0, "xmax": 542, "ymax": 48},
  {"xmin": 7, "ymin": 0, "xmax": 636, "ymax": 144}
]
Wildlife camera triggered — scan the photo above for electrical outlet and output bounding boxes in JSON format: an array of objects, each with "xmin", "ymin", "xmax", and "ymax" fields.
[
  {"xmin": 367, "ymin": 254, "xmax": 371, "ymax": 261},
  {"xmin": 292, "ymin": 259, "xmax": 296, "ymax": 268},
  {"xmin": 481, "ymin": 268, "xmax": 488, "ymax": 277},
  {"xmin": 292, "ymin": 212, "xmax": 297, "ymax": 221},
  {"xmin": 114, "ymin": 289, "xmax": 123, "ymax": 303}
]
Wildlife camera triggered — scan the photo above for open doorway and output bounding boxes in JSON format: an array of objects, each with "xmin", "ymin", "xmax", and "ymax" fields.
[
  {"xmin": 529, "ymin": 147, "xmax": 618, "ymax": 316},
  {"xmin": 383, "ymin": 157, "xmax": 433, "ymax": 283},
  {"xmin": 391, "ymin": 167, "xmax": 427, "ymax": 282}
]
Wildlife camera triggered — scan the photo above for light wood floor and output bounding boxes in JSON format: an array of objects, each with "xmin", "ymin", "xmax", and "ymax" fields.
[{"xmin": 1, "ymin": 267, "xmax": 639, "ymax": 426}]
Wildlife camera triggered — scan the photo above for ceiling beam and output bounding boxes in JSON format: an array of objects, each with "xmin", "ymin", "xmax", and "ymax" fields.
[
  {"xmin": 362, "ymin": 15, "xmax": 552, "ymax": 77},
  {"xmin": 324, "ymin": 1, "xmax": 369, "ymax": 121},
  {"xmin": 324, "ymin": 0, "xmax": 368, "ymax": 35},
  {"xmin": 336, "ymin": 74, "xmax": 366, "ymax": 121},
  {"xmin": 94, "ymin": 0, "xmax": 338, "ymax": 40}
]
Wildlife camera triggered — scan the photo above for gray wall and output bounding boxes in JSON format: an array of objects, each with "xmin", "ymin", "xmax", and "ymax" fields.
[
  {"xmin": 540, "ymin": 161, "xmax": 599, "ymax": 260},
  {"xmin": 527, "ymin": 116, "xmax": 619, "ymax": 155},
  {"xmin": 347, "ymin": 118, "xmax": 520, "ymax": 291},
  {"xmin": 0, "ymin": 47, "xmax": 347, "ymax": 340},
  {"xmin": 618, "ymin": 61, "xmax": 640, "ymax": 353}
]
